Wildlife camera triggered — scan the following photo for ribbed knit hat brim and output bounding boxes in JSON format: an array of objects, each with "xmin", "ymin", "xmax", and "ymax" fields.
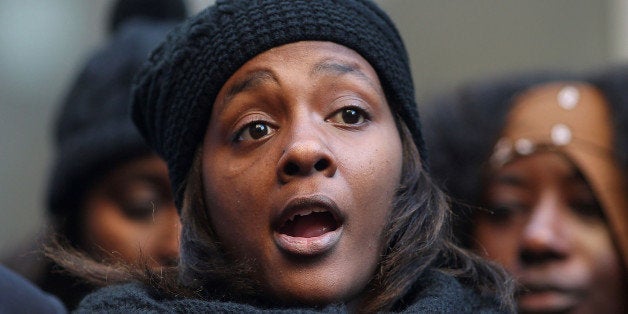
[
  {"xmin": 47, "ymin": 119, "xmax": 152, "ymax": 217},
  {"xmin": 47, "ymin": 20, "xmax": 178, "ymax": 219}
]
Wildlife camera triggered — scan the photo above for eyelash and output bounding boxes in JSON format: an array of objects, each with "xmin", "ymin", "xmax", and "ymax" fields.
[
  {"xmin": 231, "ymin": 104, "xmax": 372, "ymax": 144},
  {"xmin": 569, "ymin": 200, "xmax": 603, "ymax": 219},
  {"xmin": 232, "ymin": 120, "xmax": 276, "ymax": 143},
  {"xmin": 325, "ymin": 105, "xmax": 371, "ymax": 126},
  {"xmin": 483, "ymin": 201, "xmax": 527, "ymax": 224},
  {"xmin": 107, "ymin": 183, "xmax": 171, "ymax": 222}
]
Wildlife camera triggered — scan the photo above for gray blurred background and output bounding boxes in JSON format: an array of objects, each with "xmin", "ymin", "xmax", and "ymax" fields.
[{"xmin": 1, "ymin": 0, "xmax": 627, "ymax": 251}]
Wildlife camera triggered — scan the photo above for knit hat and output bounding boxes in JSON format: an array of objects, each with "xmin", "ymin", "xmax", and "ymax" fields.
[
  {"xmin": 132, "ymin": 0, "xmax": 426, "ymax": 210},
  {"xmin": 47, "ymin": 15, "xmax": 183, "ymax": 219}
]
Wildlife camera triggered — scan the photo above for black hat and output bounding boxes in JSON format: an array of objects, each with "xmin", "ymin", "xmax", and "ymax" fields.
[
  {"xmin": 133, "ymin": 0, "xmax": 426, "ymax": 210},
  {"xmin": 47, "ymin": 18, "xmax": 181, "ymax": 219}
]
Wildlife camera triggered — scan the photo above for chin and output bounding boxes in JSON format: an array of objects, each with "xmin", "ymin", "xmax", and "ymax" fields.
[{"xmin": 266, "ymin": 274, "xmax": 365, "ymax": 307}]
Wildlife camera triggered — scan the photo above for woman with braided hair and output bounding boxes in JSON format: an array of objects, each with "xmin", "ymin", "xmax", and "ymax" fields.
[{"xmin": 424, "ymin": 68, "xmax": 628, "ymax": 313}]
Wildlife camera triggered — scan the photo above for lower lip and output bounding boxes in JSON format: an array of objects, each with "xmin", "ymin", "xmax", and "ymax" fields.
[
  {"xmin": 518, "ymin": 290, "xmax": 578, "ymax": 313},
  {"xmin": 273, "ymin": 226, "xmax": 343, "ymax": 256}
]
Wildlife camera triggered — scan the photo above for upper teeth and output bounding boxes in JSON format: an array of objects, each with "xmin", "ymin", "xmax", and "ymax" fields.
[{"xmin": 287, "ymin": 208, "xmax": 327, "ymax": 222}]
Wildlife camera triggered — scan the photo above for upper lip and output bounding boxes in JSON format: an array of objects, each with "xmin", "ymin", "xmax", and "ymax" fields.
[
  {"xmin": 516, "ymin": 282, "xmax": 584, "ymax": 312},
  {"xmin": 273, "ymin": 195, "xmax": 344, "ymax": 232},
  {"xmin": 517, "ymin": 283, "xmax": 582, "ymax": 295}
]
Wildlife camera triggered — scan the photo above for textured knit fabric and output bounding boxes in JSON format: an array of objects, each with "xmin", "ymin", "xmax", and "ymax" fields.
[
  {"xmin": 75, "ymin": 270, "xmax": 504, "ymax": 313},
  {"xmin": 47, "ymin": 19, "xmax": 177, "ymax": 220},
  {"xmin": 132, "ymin": 0, "xmax": 426, "ymax": 209}
]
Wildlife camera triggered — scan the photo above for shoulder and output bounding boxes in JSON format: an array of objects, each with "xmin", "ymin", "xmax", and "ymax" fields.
[
  {"xmin": 0, "ymin": 264, "xmax": 66, "ymax": 314},
  {"xmin": 403, "ymin": 270, "xmax": 511, "ymax": 313},
  {"xmin": 75, "ymin": 283, "xmax": 224, "ymax": 313},
  {"xmin": 75, "ymin": 282, "xmax": 348, "ymax": 313},
  {"xmin": 0, "ymin": 233, "xmax": 48, "ymax": 283}
]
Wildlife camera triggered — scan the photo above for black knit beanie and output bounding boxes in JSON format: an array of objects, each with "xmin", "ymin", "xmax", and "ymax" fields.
[
  {"xmin": 133, "ymin": 0, "xmax": 426, "ymax": 210},
  {"xmin": 47, "ymin": 19, "xmax": 181, "ymax": 221}
]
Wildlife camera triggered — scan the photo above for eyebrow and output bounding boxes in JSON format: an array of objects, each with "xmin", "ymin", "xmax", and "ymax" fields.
[
  {"xmin": 223, "ymin": 70, "xmax": 279, "ymax": 104},
  {"xmin": 221, "ymin": 59, "xmax": 381, "ymax": 110},
  {"xmin": 310, "ymin": 59, "xmax": 372, "ymax": 83},
  {"xmin": 312, "ymin": 59, "xmax": 387, "ymax": 103},
  {"xmin": 491, "ymin": 173, "xmax": 527, "ymax": 188}
]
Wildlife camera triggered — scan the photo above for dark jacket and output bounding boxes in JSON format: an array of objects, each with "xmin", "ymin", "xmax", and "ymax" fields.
[
  {"xmin": 75, "ymin": 270, "xmax": 506, "ymax": 313},
  {"xmin": 0, "ymin": 264, "xmax": 67, "ymax": 314},
  {"xmin": 1, "ymin": 234, "xmax": 95, "ymax": 310}
]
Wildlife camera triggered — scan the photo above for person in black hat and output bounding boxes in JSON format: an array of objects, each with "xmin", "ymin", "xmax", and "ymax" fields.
[
  {"xmin": 1, "ymin": 0, "xmax": 185, "ymax": 309},
  {"xmin": 72, "ymin": 0, "xmax": 514, "ymax": 312},
  {"xmin": 423, "ymin": 68, "xmax": 628, "ymax": 313}
]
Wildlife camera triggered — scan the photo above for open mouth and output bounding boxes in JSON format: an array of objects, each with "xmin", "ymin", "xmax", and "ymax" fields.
[
  {"xmin": 273, "ymin": 196, "xmax": 344, "ymax": 256},
  {"xmin": 277, "ymin": 209, "xmax": 340, "ymax": 238},
  {"xmin": 517, "ymin": 284, "xmax": 581, "ymax": 313}
]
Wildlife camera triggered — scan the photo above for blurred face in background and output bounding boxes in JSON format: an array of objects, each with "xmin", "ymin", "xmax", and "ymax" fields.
[
  {"xmin": 82, "ymin": 155, "xmax": 180, "ymax": 267},
  {"xmin": 474, "ymin": 151, "xmax": 627, "ymax": 314}
]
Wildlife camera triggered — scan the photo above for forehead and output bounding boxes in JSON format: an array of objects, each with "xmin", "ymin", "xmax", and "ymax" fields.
[
  {"xmin": 505, "ymin": 83, "xmax": 612, "ymax": 146},
  {"xmin": 212, "ymin": 41, "xmax": 386, "ymax": 114},
  {"xmin": 220, "ymin": 41, "xmax": 383, "ymax": 93},
  {"xmin": 489, "ymin": 152, "xmax": 584, "ymax": 188},
  {"xmin": 245, "ymin": 41, "xmax": 377, "ymax": 73}
]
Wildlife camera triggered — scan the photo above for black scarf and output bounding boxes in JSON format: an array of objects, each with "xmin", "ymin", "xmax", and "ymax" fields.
[{"xmin": 75, "ymin": 270, "xmax": 506, "ymax": 313}]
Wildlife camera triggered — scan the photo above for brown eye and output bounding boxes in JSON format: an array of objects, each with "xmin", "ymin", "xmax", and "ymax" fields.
[
  {"xmin": 235, "ymin": 121, "xmax": 276, "ymax": 142},
  {"xmin": 570, "ymin": 200, "xmax": 604, "ymax": 220},
  {"xmin": 121, "ymin": 199, "xmax": 157, "ymax": 221},
  {"xmin": 113, "ymin": 187, "xmax": 161, "ymax": 221},
  {"xmin": 483, "ymin": 202, "xmax": 527, "ymax": 224},
  {"xmin": 328, "ymin": 107, "xmax": 367, "ymax": 125},
  {"xmin": 485, "ymin": 205, "xmax": 515, "ymax": 223},
  {"xmin": 342, "ymin": 108, "xmax": 362, "ymax": 124},
  {"xmin": 249, "ymin": 123, "xmax": 269, "ymax": 139}
]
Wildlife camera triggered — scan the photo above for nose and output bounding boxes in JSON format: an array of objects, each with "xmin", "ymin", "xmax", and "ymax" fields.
[
  {"xmin": 519, "ymin": 192, "xmax": 569, "ymax": 266},
  {"xmin": 152, "ymin": 206, "xmax": 181, "ymax": 267},
  {"xmin": 277, "ymin": 123, "xmax": 337, "ymax": 184}
]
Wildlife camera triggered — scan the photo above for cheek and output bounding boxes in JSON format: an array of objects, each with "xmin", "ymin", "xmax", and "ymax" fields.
[
  {"xmin": 572, "ymin": 222, "xmax": 623, "ymax": 283},
  {"xmin": 84, "ymin": 202, "xmax": 146, "ymax": 261},
  {"xmin": 202, "ymin": 154, "xmax": 275, "ymax": 254},
  {"xmin": 344, "ymin": 129, "xmax": 402, "ymax": 199},
  {"xmin": 473, "ymin": 218, "xmax": 521, "ymax": 271},
  {"xmin": 339, "ymin": 131, "xmax": 403, "ymax": 247}
]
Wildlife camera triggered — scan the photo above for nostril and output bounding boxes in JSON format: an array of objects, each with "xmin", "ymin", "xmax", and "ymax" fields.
[
  {"xmin": 314, "ymin": 159, "xmax": 329, "ymax": 171},
  {"xmin": 284, "ymin": 162, "xmax": 300, "ymax": 176}
]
